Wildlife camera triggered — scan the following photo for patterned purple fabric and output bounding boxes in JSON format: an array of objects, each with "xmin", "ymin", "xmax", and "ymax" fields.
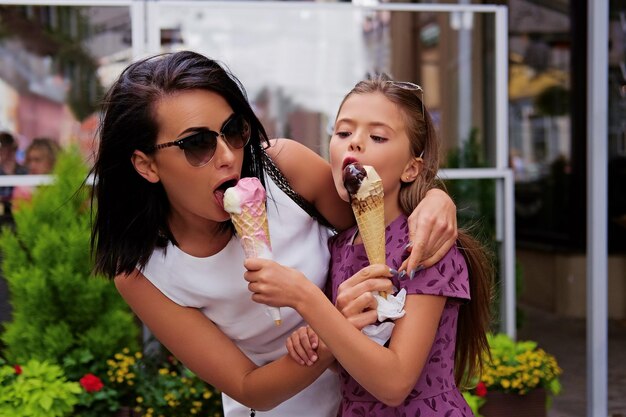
[{"xmin": 328, "ymin": 215, "xmax": 474, "ymax": 417}]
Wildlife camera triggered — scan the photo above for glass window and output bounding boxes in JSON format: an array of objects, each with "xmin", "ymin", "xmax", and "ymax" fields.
[
  {"xmin": 153, "ymin": 4, "xmax": 498, "ymax": 167},
  {"xmin": 506, "ymin": 0, "xmax": 576, "ymax": 248},
  {"xmin": 0, "ymin": 5, "xmax": 132, "ymax": 221}
]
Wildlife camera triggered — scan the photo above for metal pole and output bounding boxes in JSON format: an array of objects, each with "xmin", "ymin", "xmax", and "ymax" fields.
[
  {"xmin": 495, "ymin": 6, "xmax": 515, "ymax": 339},
  {"xmin": 586, "ymin": 0, "xmax": 608, "ymax": 416}
]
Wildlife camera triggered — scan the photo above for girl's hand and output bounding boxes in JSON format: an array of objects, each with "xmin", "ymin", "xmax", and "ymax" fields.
[
  {"xmin": 335, "ymin": 264, "xmax": 394, "ymax": 329},
  {"xmin": 244, "ymin": 258, "xmax": 315, "ymax": 308},
  {"xmin": 286, "ymin": 326, "xmax": 321, "ymax": 366},
  {"xmin": 402, "ymin": 188, "xmax": 458, "ymax": 273}
]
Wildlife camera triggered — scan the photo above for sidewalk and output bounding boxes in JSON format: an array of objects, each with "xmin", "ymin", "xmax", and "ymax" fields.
[{"xmin": 517, "ymin": 304, "xmax": 626, "ymax": 417}]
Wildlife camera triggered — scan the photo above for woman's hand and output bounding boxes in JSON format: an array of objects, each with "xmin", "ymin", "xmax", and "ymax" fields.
[
  {"xmin": 402, "ymin": 188, "xmax": 458, "ymax": 273},
  {"xmin": 244, "ymin": 258, "xmax": 316, "ymax": 309},
  {"xmin": 335, "ymin": 264, "xmax": 394, "ymax": 329}
]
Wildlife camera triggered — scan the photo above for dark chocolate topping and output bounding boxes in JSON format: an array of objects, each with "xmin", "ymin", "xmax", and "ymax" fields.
[{"xmin": 342, "ymin": 162, "xmax": 366, "ymax": 196}]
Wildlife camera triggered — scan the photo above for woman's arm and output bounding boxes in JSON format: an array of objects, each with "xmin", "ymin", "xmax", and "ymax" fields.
[
  {"xmin": 115, "ymin": 270, "xmax": 333, "ymax": 411},
  {"xmin": 266, "ymin": 138, "xmax": 354, "ymax": 230},
  {"xmin": 402, "ymin": 188, "xmax": 458, "ymax": 271},
  {"xmin": 267, "ymin": 139, "xmax": 458, "ymax": 267},
  {"xmin": 245, "ymin": 260, "xmax": 446, "ymax": 406}
]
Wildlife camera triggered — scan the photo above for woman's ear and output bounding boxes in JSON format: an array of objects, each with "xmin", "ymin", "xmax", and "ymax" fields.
[
  {"xmin": 131, "ymin": 150, "xmax": 160, "ymax": 183},
  {"xmin": 401, "ymin": 157, "xmax": 423, "ymax": 183}
]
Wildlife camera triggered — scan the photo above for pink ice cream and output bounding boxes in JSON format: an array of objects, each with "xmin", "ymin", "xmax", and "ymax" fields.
[
  {"xmin": 223, "ymin": 177, "xmax": 281, "ymax": 325},
  {"xmin": 223, "ymin": 177, "xmax": 272, "ymax": 251}
]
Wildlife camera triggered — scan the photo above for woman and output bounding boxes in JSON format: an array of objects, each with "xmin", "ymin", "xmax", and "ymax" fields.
[{"xmin": 90, "ymin": 51, "xmax": 458, "ymax": 417}]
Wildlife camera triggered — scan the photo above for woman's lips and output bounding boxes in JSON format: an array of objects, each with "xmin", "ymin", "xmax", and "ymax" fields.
[{"xmin": 213, "ymin": 177, "xmax": 239, "ymax": 210}]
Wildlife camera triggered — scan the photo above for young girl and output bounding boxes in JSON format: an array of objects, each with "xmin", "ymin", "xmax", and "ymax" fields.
[
  {"xmin": 91, "ymin": 51, "xmax": 459, "ymax": 417},
  {"xmin": 244, "ymin": 75, "xmax": 493, "ymax": 416}
]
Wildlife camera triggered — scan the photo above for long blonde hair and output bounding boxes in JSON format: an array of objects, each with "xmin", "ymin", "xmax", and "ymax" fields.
[{"xmin": 338, "ymin": 74, "xmax": 494, "ymax": 388}]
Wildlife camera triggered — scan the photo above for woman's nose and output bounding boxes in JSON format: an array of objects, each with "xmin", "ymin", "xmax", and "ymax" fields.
[{"xmin": 213, "ymin": 136, "xmax": 236, "ymax": 168}]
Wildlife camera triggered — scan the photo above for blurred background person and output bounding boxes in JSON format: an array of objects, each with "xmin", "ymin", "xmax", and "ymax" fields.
[
  {"xmin": 25, "ymin": 137, "xmax": 60, "ymax": 175},
  {"xmin": 0, "ymin": 132, "xmax": 28, "ymax": 220},
  {"xmin": 12, "ymin": 137, "xmax": 61, "ymax": 206}
]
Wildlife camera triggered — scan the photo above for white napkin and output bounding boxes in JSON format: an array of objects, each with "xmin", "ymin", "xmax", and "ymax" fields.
[
  {"xmin": 374, "ymin": 288, "xmax": 406, "ymax": 321},
  {"xmin": 361, "ymin": 288, "xmax": 407, "ymax": 345},
  {"xmin": 363, "ymin": 322, "xmax": 396, "ymax": 345}
]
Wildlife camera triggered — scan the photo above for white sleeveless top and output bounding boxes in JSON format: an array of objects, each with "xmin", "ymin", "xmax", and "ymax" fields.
[{"xmin": 142, "ymin": 176, "xmax": 340, "ymax": 417}]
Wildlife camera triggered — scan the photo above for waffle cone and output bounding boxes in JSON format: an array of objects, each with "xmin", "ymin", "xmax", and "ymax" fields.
[
  {"xmin": 230, "ymin": 203, "xmax": 281, "ymax": 325},
  {"xmin": 230, "ymin": 202, "xmax": 272, "ymax": 258},
  {"xmin": 351, "ymin": 183, "xmax": 387, "ymax": 297}
]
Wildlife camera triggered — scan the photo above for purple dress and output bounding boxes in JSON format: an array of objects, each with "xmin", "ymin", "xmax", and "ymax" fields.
[{"xmin": 328, "ymin": 215, "xmax": 474, "ymax": 417}]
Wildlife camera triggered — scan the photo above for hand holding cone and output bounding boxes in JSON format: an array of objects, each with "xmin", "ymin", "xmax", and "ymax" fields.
[{"xmin": 223, "ymin": 177, "xmax": 281, "ymax": 325}]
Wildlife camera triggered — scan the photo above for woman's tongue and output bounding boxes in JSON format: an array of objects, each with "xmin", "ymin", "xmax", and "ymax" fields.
[{"xmin": 214, "ymin": 189, "xmax": 225, "ymax": 209}]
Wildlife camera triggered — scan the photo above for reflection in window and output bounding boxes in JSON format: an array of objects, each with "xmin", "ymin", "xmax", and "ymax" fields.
[
  {"xmin": 0, "ymin": 5, "xmax": 132, "ymax": 157},
  {"xmin": 0, "ymin": 5, "xmax": 132, "ymax": 224},
  {"xmin": 508, "ymin": 0, "xmax": 574, "ymax": 247}
]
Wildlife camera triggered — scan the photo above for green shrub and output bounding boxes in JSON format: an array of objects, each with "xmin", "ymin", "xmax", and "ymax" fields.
[
  {"xmin": 0, "ymin": 358, "xmax": 82, "ymax": 417},
  {"xmin": 0, "ymin": 148, "xmax": 139, "ymax": 379}
]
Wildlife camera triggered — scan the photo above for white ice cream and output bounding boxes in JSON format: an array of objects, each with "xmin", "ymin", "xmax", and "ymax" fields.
[
  {"xmin": 223, "ymin": 188, "xmax": 242, "ymax": 214},
  {"xmin": 354, "ymin": 165, "xmax": 383, "ymax": 200}
]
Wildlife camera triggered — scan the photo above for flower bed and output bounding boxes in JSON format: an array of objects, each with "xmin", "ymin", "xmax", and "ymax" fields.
[{"xmin": 463, "ymin": 333, "xmax": 562, "ymax": 417}]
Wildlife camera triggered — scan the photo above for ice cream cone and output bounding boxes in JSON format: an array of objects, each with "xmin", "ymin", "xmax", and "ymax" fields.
[
  {"xmin": 224, "ymin": 178, "xmax": 281, "ymax": 325},
  {"xmin": 229, "ymin": 202, "xmax": 272, "ymax": 258},
  {"xmin": 343, "ymin": 164, "xmax": 388, "ymax": 299},
  {"xmin": 351, "ymin": 181, "xmax": 387, "ymax": 298}
]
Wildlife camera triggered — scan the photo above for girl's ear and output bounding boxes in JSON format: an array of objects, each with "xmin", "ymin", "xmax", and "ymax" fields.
[
  {"xmin": 401, "ymin": 156, "xmax": 423, "ymax": 183},
  {"xmin": 131, "ymin": 150, "xmax": 160, "ymax": 183}
]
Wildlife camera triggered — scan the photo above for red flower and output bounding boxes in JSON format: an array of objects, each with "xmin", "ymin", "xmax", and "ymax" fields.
[
  {"xmin": 13, "ymin": 365, "xmax": 22, "ymax": 375},
  {"xmin": 79, "ymin": 373, "xmax": 104, "ymax": 393},
  {"xmin": 475, "ymin": 381, "xmax": 488, "ymax": 397}
]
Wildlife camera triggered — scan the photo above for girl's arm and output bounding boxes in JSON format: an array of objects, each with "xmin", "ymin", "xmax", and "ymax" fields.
[
  {"xmin": 266, "ymin": 139, "xmax": 457, "ymax": 268},
  {"xmin": 245, "ymin": 260, "xmax": 446, "ymax": 406},
  {"xmin": 115, "ymin": 270, "xmax": 334, "ymax": 411}
]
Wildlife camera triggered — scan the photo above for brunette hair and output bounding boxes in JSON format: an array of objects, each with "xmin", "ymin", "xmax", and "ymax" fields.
[
  {"xmin": 338, "ymin": 74, "xmax": 494, "ymax": 388},
  {"xmin": 90, "ymin": 51, "xmax": 270, "ymax": 279}
]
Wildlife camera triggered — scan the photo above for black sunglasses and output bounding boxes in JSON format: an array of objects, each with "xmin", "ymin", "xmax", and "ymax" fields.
[{"xmin": 150, "ymin": 113, "xmax": 251, "ymax": 167}]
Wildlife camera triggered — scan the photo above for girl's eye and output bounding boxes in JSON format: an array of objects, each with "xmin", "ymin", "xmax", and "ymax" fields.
[
  {"xmin": 371, "ymin": 135, "xmax": 388, "ymax": 143},
  {"xmin": 336, "ymin": 131, "xmax": 351, "ymax": 139}
]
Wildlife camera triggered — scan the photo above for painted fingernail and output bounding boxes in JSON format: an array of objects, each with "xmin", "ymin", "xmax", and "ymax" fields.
[
  {"xmin": 409, "ymin": 265, "xmax": 425, "ymax": 280},
  {"xmin": 389, "ymin": 268, "xmax": 398, "ymax": 276},
  {"xmin": 403, "ymin": 241, "xmax": 414, "ymax": 252},
  {"xmin": 398, "ymin": 270, "xmax": 407, "ymax": 279}
]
